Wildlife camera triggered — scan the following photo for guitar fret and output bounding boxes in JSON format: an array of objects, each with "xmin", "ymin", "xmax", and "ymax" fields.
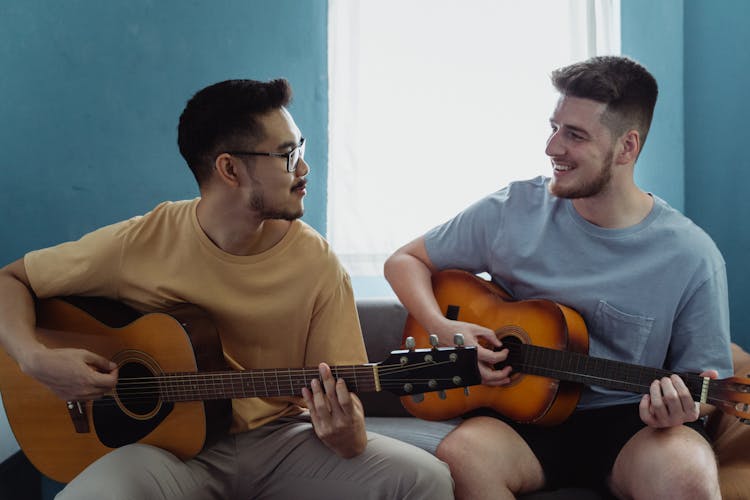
[
  {"xmin": 134, "ymin": 355, "xmax": 465, "ymax": 405},
  {"xmin": 511, "ymin": 342, "xmax": 696, "ymax": 397},
  {"xmin": 250, "ymin": 375, "xmax": 258, "ymax": 397}
]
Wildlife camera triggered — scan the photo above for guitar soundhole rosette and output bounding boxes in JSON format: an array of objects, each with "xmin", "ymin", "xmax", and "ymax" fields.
[{"xmin": 111, "ymin": 350, "xmax": 163, "ymax": 420}]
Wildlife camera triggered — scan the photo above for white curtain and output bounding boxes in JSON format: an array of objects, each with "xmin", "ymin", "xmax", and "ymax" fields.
[{"xmin": 328, "ymin": 0, "xmax": 620, "ymax": 281}]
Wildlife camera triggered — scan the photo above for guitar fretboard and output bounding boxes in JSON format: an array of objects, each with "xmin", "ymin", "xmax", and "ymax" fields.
[
  {"xmin": 118, "ymin": 365, "xmax": 379, "ymax": 402},
  {"xmin": 505, "ymin": 342, "xmax": 714, "ymax": 404}
]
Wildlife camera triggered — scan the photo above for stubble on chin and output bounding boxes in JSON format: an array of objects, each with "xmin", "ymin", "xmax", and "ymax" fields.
[
  {"xmin": 548, "ymin": 154, "xmax": 614, "ymax": 200},
  {"xmin": 250, "ymin": 194, "xmax": 304, "ymax": 221}
]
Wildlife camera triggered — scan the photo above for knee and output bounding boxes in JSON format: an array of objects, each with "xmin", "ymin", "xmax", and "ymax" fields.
[
  {"xmin": 613, "ymin": 429, "xmax": 720, "ymax": 500},
  {"xmin": 366, "ymin": 436, "xmax": 454, "ymax": 499},
  {"xmin": 435, "ymin": 431, "xmax": 460, "ymax": 464},
  {"xmin": 56, "ymin": 444, "xmax": 187, "ymax": 500},
  {"xmin": 403, "ymin": 454, "xmax": 454, "ymax": 499},
  {"xmin": 435, "ymin": 422, "xmax": 480, "ymax": 465},
  {"xmin": 660, "ymin": 443, "xmax": 720, "ymax": 499},
  {"xmin": 395, "ymin": 447, "xmax": 453, "ymax": 498}
]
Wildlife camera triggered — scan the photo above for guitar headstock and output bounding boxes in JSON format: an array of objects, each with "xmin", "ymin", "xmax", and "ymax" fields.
[
  {"xmin": 376, "ymin": 344, "xmax": 481, "ymax": 396},
  {"xmin": 710, "ymin": 375, "xmax": 750, "ymax": 423}
]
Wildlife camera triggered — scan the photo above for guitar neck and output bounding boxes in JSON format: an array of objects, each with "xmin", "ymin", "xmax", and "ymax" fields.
[
  {"xmin": 507, "ymin": 343, "xmax": 716, "ymax": 405},
  {"xmin": 137, "ymin": 365, "xmax": 378, "ymax": 402}
]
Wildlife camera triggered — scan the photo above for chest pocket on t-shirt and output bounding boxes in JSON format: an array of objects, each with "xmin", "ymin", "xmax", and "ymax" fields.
[{"xmin": 590, "ymin": 300, "xmax": 654, "ymax": 365}]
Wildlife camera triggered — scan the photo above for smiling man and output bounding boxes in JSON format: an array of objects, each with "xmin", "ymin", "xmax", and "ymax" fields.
[
  {"xmin": 385, "ymin": 56, "xmax": 732, "ymax": 499},
  {"xmin": 0, "ymin": 79, "xmax": 453, "ymax": 499}
]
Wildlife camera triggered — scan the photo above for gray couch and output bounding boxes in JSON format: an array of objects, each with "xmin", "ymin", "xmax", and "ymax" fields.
[{"xmin": 356, "ymin": 298, "xmax": 606, "ymax": 500}]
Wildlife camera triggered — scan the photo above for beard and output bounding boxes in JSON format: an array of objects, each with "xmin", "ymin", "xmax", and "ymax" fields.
[
  {"xmin": 249, "ymin": 190, "xmax": 304, "ymax": 221},
  {"xmin": 549, "ymin": 149, "xmax": 614, "ymax": 199}
]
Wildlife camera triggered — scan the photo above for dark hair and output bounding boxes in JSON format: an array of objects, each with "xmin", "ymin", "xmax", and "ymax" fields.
[
  {"xmin": 177, "ymin": 79, "xmax": 292, "ymax": 185},
  {"xmin": 551, "ymin": 56, "xmax": 658, "ymax": 149}
]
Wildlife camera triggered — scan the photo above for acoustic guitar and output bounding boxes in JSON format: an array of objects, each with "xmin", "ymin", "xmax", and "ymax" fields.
[
  {"xmin": 401, "ymin": 269, "xmax": 750, "ymax": 427},
  {"xmin": 0, "ymin": 296, "xmax": 480, "ymax": 483}
]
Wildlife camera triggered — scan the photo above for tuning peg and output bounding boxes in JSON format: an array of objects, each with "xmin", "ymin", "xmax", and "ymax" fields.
[
  {"xmin": 404, "ymin": 336, "xmax": 416, "ymax": 350},
  {"xmin": 464, "ymin": 387, "xmax": 470, "ymax": 396},
  {"xmin": 438, "ymin": 390, "xmax": 447, "ymax": 400},
  {"xmin": 453, "ymin": 333, "xmax": 465, "ymax": 347},
  {"xmin": 429, "ymin": 334, "xmax": 439, "ymax": 348},
  {"xmin": 411, "ymin": 393, "xmax": 424, "ymax": 403}
]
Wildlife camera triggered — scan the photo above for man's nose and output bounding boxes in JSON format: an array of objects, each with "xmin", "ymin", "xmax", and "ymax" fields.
[
  {"xmin": 545, "ymin": 131, "xmax": 563, "ymax": 157},
  {"xmin": 296, "ymin": 157, "xmax": 310, "ymax": 177}
]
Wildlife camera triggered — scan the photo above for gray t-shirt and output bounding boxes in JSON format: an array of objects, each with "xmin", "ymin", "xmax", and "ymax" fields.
[{"xmin": 425, "ymin": 176, "xmax": 733, "ymax": 408}]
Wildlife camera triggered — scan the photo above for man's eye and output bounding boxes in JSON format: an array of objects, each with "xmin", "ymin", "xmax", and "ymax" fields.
[{"xmin": 569, "ymin": 131, "xmax": 585, "ymax": 141}]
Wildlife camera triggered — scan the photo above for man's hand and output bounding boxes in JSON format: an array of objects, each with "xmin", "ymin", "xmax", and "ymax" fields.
[
  {"xmin": 301, "ymin": 363, "xmax": 367, "ymax": 458},
  {"xmin": 21, "ymin": 346, "xmax": 118, "ymax": 401},
  {"xmin": 639, "ymin": 370, "xmax": 718, "ymax": 428},
  {"xmin": 431, "ymin": 319, "xmax": 512, "ymax": 386}
]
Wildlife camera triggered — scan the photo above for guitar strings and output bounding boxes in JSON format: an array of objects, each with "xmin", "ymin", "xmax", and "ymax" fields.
[{"xmin": 60, "ymin": 360, "xmax": 468, "ymax": 405}]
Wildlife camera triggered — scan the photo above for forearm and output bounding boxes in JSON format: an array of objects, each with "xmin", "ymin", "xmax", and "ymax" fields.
[
  {"xmin": 0, "ymin": 262, "xmax": 45, "ymax": 369},
  {"xmin": 384, "ymin": 251, "xmax": 446, "ymax": 334}
]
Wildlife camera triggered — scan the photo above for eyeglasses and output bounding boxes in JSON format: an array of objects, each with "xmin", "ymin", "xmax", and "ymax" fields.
[{"xmin": 226, "ymin": 137, "xmax": 306, "ymax": 173}]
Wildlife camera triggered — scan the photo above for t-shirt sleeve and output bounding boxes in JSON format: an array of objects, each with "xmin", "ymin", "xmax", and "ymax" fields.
[
  {"xmin": 424, "ymin": 192, "xmax": 505, "ymax": 274},
  {"xmin": 304, "ymin": 263, "xmax": 367, "ymax": 367},
  {"xmin": 24, "ymin": 219, "xmax": 132, "ymax": 299},
  {"xmin": 667, "ymin": 265, "xmax": 734, "ymax": 379}
]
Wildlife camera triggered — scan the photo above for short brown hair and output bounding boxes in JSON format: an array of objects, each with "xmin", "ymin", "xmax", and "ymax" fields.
[{"xmin": 551, "ymin": 56, "xmax": 658, "ymax": 149}]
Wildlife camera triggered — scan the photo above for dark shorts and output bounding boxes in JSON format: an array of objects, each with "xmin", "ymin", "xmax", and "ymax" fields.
[{"xmin": 467, "ymin": 403, "xmax": 710, "ymax": 493}]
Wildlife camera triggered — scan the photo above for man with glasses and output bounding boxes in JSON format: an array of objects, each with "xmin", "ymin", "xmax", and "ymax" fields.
[{"xmin": 0, "ymin": 79, "xmax": 453, "ymax": 499}]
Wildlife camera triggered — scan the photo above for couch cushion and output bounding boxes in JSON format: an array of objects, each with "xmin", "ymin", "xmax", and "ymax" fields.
[
  {"xmin": 356, "ymin": 299, "xmax": 413, "ymax": 417},
  {"xmin": 365, "ymin": 416, "xmax": 459, "ymax": 455},
  {"xmin": 356, "ymin": 298, "xmax": 408, "ymax": 361}
]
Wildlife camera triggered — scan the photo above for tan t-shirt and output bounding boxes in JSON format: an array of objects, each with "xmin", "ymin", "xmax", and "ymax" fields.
[{"xmin": 25, "ymin": 199, "xmax": 366, "ymax": 432}]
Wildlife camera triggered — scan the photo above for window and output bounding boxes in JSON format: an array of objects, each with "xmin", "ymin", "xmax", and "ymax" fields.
[{"xmin": 328, "ymin": 0, "xmax": 620, "ymax": 296}]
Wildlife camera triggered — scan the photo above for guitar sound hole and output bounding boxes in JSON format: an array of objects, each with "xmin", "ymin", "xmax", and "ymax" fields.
[
  {"xmin": 117, "ymin": 362, "xmax": 159, "ymax": 416},
  {"xmin": 494, "ymin": 336, "xmax": 523, "ymax": 370}
]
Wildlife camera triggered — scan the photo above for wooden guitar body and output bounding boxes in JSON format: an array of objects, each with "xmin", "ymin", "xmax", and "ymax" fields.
[
  {"xmin": 0, "ymin": 296, "xmax": 480, "ymax": 483},
  {"xmin": 401, "ymin": 269, "xmax": 588, "ymax": 425},
  {"xmin": 401, "ymin": 270, "xmax": 750, "ymax": 429},
  {"xmin": 0, "ymin": 298, "xmax": 231, "ymax": 483}
]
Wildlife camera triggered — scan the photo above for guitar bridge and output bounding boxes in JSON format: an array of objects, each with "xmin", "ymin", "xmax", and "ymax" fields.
[{"xmin": 66, "ymin": 400, "xmax": 90, "ymax": 433}]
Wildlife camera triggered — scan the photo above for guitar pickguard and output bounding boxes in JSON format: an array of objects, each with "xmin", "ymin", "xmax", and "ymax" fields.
[{"xmin": 93, "ymin": 359, "xmax": 174, "ymax": 449}]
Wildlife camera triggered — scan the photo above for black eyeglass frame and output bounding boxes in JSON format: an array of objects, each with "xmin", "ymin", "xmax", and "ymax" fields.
[{"xmin": 225, "ymin": 137, "xmax": 306, "ymax": 173}]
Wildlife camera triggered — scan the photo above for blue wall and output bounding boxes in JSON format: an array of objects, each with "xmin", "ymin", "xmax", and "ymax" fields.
[
  {"xmin": 0, "ymin": 0, "xmax": 329, "ymax": 271},
  {"xmin": 621, "ymin": 0, "xmax": 685, "ymax": 211},
  {"xmin": 684, "ymin": 1, "xmax": 750, "ymax": 353},
  {"xmin": 622, "ymin": 0, "xmax": 750, "ymax": 350}
]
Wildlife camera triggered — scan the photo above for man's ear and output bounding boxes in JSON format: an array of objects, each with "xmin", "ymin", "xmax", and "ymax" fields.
[
  {"xmin": 616, "ymin": 129, "xmax": 641, "ymax": 165},
  {"xmin": 213, "ymin": 153, "xmax": 241, "ymax": 187}
]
